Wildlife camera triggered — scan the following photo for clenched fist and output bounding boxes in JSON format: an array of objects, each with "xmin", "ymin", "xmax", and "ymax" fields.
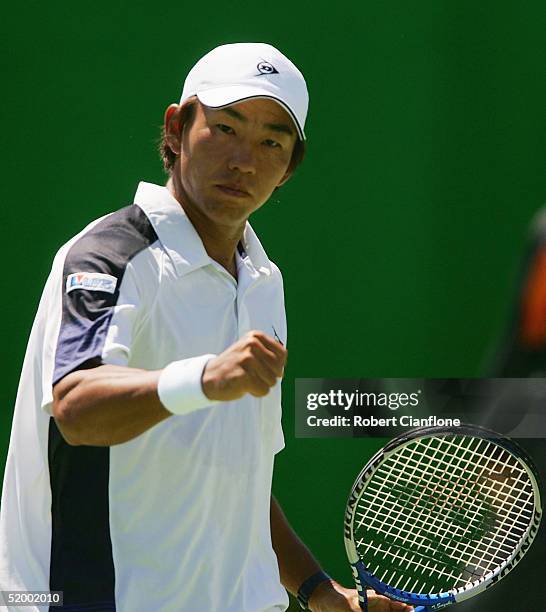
[{"xmin": 202, "ymin": 330, "xmax": 287, "ymax": 401}]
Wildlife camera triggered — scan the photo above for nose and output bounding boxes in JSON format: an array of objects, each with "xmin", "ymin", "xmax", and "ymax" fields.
[{"xmin": 228, "ymin": 146, "xmax": 256, "ymax": 175}]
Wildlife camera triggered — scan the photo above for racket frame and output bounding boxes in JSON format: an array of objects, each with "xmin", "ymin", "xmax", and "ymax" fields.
[{"xmin": 344, "ymin": 424, "xmax": 543, "ymax": 610}]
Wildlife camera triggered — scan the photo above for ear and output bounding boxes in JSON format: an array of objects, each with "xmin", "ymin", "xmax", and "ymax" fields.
[{"xmin": 164, "ymin": 103, "xmax": 182, "ymax": 156}]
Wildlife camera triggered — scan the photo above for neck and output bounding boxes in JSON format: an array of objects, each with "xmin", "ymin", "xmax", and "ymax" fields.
[{"xmin": 166, "ymin": 175, "xmax": 244, "ymax": 278}]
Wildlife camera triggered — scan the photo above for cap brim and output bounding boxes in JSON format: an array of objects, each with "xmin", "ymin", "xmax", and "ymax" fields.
[{"xmin": 195, "ymin": 86, "xmax": 306, "ymax": 140}]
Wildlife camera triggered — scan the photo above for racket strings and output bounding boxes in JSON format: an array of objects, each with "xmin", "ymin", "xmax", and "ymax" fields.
[
  {"xmin": 362, "ymin": 437, "xmax": 485, "ymax": 555},
  {"xmin": 374, "ymin": 437, "xmax": 489, "ymax": 547},
  {"xmin": 353, "ymin": 435, "xmax": 535, "ymax": 595},
  {"xmin": 356, "ymin": 436, "xmax": 482, "ymax": 592},
  {"xmin": 376, "ymin": 439, "xmax": 530, "ymax": 558},
  {"xmin": 356, "ymin": 438, "xmax": 532, "ymax": 584},
  {"xmin": 468, "ymin": 455, "xmax": 535, "ymax": 575},
  {"xmin": 356, "ymin": 438, "xmax": 528, "ymax": 584}
]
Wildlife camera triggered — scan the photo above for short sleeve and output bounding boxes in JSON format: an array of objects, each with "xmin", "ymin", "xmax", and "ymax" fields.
[
  {"xmin": 52, "ymin": 256, "xmax": 142, "ymax": 387},
  {"xmin": 40, "ymin": 205, "xmax": 157, "ymax": 414}
]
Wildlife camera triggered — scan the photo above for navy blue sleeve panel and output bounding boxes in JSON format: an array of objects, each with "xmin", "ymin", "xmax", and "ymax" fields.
[{"xmin": 53, "ymin": 204, "xmax": 158, "ymax": 386}]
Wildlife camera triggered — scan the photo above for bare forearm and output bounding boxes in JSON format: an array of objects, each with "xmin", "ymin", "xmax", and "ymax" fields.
[
  {"xmin": 53, "ymin": 364, "xmax": 171, "ymax": 446},
  {"xmin": 52, "ymin": 331, "xmax": 287, "ymax": 448},
  {"xmin": 270, "ymin": 495, "xmax": 323, "ymax": 596}
]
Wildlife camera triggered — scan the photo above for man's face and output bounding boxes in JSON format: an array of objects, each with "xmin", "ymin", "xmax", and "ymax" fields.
[{"xmin": 167, "ymin": 98, "xmax": 298, "ymax": 228}]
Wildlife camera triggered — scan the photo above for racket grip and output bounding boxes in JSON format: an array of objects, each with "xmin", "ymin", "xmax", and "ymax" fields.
[
  {"xmin": 358, "ymin": 586, "xmax": 368, "ymax": 610},
  {"xmin": 414, "ymin": 607, "xmax": 427, "ymax": 611}
]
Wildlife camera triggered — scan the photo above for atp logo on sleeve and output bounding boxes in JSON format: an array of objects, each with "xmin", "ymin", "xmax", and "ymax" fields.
[{"xmin": 66, "ymin": 272, "xmax": 118, "ymax": 294}]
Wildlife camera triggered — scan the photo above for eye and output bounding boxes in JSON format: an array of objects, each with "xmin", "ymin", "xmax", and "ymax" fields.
[
  {"xmin": 263, "ymin": 138, "xmax": 281, "ymax": 149},
  {"xmin": 216, "ymin": 123, "xmax": 235, "ymax": 134}
]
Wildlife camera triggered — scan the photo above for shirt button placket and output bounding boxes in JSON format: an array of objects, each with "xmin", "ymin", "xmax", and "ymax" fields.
[{"xmin": 237, "ymin": 300, "xmax": 251, "ymax": 339}]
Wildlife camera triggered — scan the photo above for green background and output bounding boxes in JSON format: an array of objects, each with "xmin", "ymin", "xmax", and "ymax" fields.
[{"xmin": 2, "ymin": 1, "xmax": 545, "ymax": 610}]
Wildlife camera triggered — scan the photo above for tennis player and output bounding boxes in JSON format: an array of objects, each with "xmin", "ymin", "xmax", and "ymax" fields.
[{"xmin": 0, "ymin": 43, "xmax": 412, "ymax": 612}]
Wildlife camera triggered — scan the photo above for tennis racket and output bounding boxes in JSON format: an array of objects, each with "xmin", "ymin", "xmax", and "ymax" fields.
[{"xmin": 344, "ymin": 424, "xmax": 543, "ymax": 611}]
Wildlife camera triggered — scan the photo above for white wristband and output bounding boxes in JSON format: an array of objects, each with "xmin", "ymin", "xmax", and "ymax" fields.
[{"xmin": 157, "ymin": 354, "xmax": 219, "ymax": 416}]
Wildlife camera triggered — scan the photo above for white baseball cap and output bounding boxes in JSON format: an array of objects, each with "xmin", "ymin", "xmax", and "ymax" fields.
[{"xmin": 180, "ymin": 42, "xmax": 309, "ymax": 140}]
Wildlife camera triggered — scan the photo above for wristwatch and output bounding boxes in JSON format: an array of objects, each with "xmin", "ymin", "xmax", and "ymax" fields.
[{"xmin": 296, "ymin": 570, "xmax": 332, "ymax": 610}]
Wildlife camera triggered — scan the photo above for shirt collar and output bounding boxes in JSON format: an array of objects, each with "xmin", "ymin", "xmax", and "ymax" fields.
[
  {"xmin": 240, "ymin": 221, "xmax": 272, "ymax": 276},
  {"xmin": 133, "ymin": 181, "xmax": 272, "ymax": 277}
]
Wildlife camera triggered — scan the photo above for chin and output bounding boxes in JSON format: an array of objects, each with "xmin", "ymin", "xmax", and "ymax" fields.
[
  {"xmin": 205, "ymin": 193, "xmax": 258, "ymax": 220},
  {"xmin": 202, "ymin": 201, "xmax": 250, "ymax": 226}
]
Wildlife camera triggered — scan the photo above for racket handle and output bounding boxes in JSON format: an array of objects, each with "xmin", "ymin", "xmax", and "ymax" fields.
[
  {"xmin": 358, "ymin": 586, "xmax": 368, "ymax": 610},
  {"xmin": 414, "ymin": 607, "xmax": 427, "ymax": 611}
]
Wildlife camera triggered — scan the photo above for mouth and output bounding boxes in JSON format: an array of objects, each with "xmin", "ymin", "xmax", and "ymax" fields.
[{"xmin": 216, "ymin": 184, "xmax": 250, "ymax": 198}]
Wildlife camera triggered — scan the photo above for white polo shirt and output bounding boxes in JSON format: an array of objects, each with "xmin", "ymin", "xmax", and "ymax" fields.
[{"xmin": 0, "ymin": 182, "xmax": 288, "ymax": 612}]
